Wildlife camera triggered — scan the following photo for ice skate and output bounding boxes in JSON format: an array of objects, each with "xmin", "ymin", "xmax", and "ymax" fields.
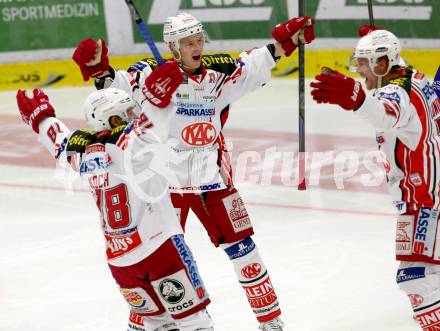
[{"xmin": 259, "ymin": 317, "xmax": 284, "ymax": 331}]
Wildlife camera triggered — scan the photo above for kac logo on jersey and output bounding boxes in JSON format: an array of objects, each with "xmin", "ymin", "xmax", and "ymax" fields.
[{"xmin": 181, "ymin": 122, "xmax": 217, "ymax": 146}]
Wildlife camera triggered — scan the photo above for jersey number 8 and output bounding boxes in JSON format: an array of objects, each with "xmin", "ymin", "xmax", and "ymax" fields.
[{"xmin": 95, "ymin": 184, "xmax": 132, "ymax": 229}]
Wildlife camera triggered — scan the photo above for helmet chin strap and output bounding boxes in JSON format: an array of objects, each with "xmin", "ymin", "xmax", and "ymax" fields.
[
  {"xmin": 372, "ymin": 59, "xmax": 391, "ymax": 89},
  {"xmin": 377, "ymin": 75, "xmax": 383, "ymax": 89}
]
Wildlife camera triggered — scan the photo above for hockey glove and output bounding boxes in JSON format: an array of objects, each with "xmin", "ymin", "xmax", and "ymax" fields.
[
  {"xmin": 144, "ymin": 61, "xmax": 184, "ymax": 108},
  {"xmin": 16, "ymin": 88, "xmax": 56, "ymax": 133},
  {"xmin": 72, "ymin": 38, "xmax": 109, "ymax": 81},
  {"xmin": 272, "ymin": 16, "xmax": 315, "ymax": 56},
  {"xmin": 310, "ymin": 68, "xmax": 366, "ymax": 111},
  {"xmin": 358, "ymin": 24, "xmax": 384, "ymax": 37}
]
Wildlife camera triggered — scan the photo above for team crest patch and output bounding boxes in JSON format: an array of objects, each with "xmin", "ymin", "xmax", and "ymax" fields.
[
  {"xmin": 396, "ymin": 215, "xmax": 413, "ymax": 256},
  {"xmin": 222, "ymin": 193, "xmax": 252, "ymax": 233}
]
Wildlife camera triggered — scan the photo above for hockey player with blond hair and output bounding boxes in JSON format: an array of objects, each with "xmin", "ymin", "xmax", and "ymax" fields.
[
  {"xmin": 72, "ymin": 12, "xmax": 315, "ymax": 331},
  {"xmin": 310, "ymin": 29, "xmax": 440, "ymax": 331},
  {"xmin": 16, "ymin": 87, "xmax": 215, "ymax": 331}
]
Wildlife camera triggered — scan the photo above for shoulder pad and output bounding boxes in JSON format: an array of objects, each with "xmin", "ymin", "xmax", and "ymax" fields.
[
  {"xmin": 107, "ymin": 124, "xmax": 127, "ymax": 143},
  {"xmin": 201, "ymin": 54, "xmax": 237, "ymax": 75},
  {"xmin": 67, "ymin": 125, "xmax": 127, "ymax": 153},
  {"xmin": 128, "ymin": 58, "xmax": 159, "ymax": 72},
  {"xmin": 127, "ymin": 57, "xmax": 173, "ymax": 72},
  {"xmin": 97, "ymin": 124, "xmax": 127, "ymax": 145},
  {"xmin": 67, "ymin": 129, "xmax": 99, "ymax": 154},
  {"xmin": 387, "ymin": 67, "xmax": 413, "ymax": 96}
]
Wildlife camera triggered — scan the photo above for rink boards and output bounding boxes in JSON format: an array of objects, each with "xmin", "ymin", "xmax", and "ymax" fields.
[{"xmin": 0, "ymin": 49, "xmax": 438, "ymax": 91}]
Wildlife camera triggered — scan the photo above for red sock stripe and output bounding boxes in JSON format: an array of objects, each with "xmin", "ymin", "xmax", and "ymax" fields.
[{"xmin": 416, "ymin": 303, "xmax": 440, "ymax": 330}]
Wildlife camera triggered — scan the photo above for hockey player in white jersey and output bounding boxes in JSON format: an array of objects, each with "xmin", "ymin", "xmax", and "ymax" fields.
[
  {"xmin": 72, "ymin": 13, "xmax": 315, "ymax": 331},
  {"xmin": 310, "ymin": 29, "xmax": 440, "ymax": 330},
  {"xmin": 16, "ymin": 87, "xmax": 215, "ymax": 331}
]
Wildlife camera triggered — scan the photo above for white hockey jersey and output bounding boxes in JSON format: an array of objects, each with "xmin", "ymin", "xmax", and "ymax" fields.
[
  {"xmin": 105, "ymin": 47, "xmax": 277, "ymax": 193},
  {"xmin": 355, "ymin": 68, "xmax": 440, "ymax": 213},
  {"xmin": 37, "ymin": 111, "xmax": 182, "ymax": 267}
]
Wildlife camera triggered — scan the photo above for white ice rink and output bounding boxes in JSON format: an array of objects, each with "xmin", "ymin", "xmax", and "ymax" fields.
[{"xmin": 0, "ymin": 80, "xmax": 420, "ymax": 331}]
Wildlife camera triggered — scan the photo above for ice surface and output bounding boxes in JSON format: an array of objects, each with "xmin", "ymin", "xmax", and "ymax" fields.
[{"xmin": 0, "ymin": 80, "xmax": 419, "ymax": 330}]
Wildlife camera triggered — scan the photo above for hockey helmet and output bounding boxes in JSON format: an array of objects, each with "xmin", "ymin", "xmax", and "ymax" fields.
[
  {"xmin": 163, "ymin": 12, "xmax": 207, "ymax": 50},
  {"xmin": 349, "ymin": 29, "xmax": 401, "ymax": 75},
  {"xmin": 84, "ymin": 88, "xmax": 136, "ymax": 131}
]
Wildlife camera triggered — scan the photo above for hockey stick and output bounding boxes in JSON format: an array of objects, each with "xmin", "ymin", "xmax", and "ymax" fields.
[
  {"xmin": 433, "ymin": 65, "xmax": 440, "ymax": 98},
  {"xmin": 367, "ymin": 0, "xmax": 375, "ymax": 27},
  {"xmin": 297, "ymin": 0, "xmax": 306, "ymax": 190},
  {"xmin": 124, "ymin": 0, "xmax": 165, "ymax": 65}
]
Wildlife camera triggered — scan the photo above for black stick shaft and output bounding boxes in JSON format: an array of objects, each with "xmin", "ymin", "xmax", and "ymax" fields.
[
  {"xmin": 298, "ymin": 0, "xmax": 306, "ymax": 190},
  {"xmin": 367, "ymin": 0, "xmax": 375, "ymax": 26}
]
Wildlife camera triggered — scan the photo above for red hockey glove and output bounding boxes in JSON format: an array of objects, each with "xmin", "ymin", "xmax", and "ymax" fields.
[
  {"xmin": 72, "ymin": 38, "xmax": 109, "ymax": 81},
  {"xmin": 272, "ymin": 16, "xmax": 315, "ymax": 56},
  {"xmin": 310, "ymin": 68, "xmax": 366, "ymax": 111},
  {"xmin": 16, "ymin": 88, "xmax": 56, "ymax": 133},
  {"xmin": 144, "ymin": 61, "xmax": 184, "ymax": 108},
  {"xmin": 358, "ymin": 24, "xmax": 384, "ymax": 37}
]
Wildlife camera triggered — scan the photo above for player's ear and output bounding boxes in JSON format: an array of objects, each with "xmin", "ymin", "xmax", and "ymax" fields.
[{"xmin": 172, "ymin": 50, "xmax": 181, "ymax": 61}]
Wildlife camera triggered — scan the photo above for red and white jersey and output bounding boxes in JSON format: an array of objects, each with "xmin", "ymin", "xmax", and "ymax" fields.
[
  {"xmin": 37, "ymin": 113, "xmax": 182, "ymax": 267},
  {"xmin": 355, "ymin": 68, "xmax": 440, "ymax": 213},
  {"xmin": 107, "ymin": 47, "xmax": 276, "ymax": 193}
]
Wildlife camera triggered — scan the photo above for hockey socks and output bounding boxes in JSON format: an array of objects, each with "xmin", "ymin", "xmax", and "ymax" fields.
[{"xmin": 222, "ymin": 237, "xmax": 281, "ymax": 323}]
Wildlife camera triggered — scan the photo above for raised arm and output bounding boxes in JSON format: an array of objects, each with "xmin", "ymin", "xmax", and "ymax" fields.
[{"xmin": 16, "ymin": 88, "xmax": 71, "ymax": 158}]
